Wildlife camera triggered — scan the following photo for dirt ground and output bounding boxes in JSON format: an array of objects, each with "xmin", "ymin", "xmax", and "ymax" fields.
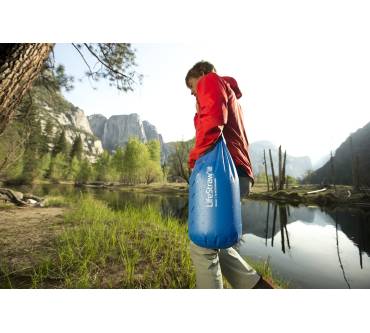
[{"xmin": 0, "ymin": 206, "xmax": 67, "ymax": 286}]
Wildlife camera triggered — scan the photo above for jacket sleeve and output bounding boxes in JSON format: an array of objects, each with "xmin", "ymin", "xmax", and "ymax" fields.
[{"xmin": 188, "ymin": 74, "xmax": 228, "ymax": 168}]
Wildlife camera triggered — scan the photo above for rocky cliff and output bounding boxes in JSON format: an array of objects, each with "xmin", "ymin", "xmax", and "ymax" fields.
[
  {"xmin": 88, "ymin": 114, "xmax": 170, "ymax": 163},
  {"xmin": 32, "ymin": 87, "xmax": 103, "ymax": 161}
]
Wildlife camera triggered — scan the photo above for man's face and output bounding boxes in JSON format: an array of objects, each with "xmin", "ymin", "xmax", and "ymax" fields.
[{"xmin": 187, "ymin": 76, "xmax": 201, "ymax": 97}]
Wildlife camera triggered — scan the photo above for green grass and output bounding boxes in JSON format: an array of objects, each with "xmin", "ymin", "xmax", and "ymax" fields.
[
  {"xmin": 30, "ymin": 194, "xmax": 196, "ymax": 288},
  {"xmin": 244, "ymin": 256, "xmax": 289, "ymax": 289},
  {"xmin": 43, "ymin": 196, "xmax": 72, "ymax": 207}
]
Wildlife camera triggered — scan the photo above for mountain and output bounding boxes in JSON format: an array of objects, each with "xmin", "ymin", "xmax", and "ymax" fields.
[
  {"xmin": 312, "ymin": 153, "xmax": 330, "ymax": 170},
  {"xmin": 30, "ymin": 86, "xmax": 103, "ymax": 161},
  {"xmin": 87, "ymin": 113, "xmax": 170, "ymax": 163},
  {"xmin": 250, "ymin": 141, "xmax": 312, "ymax": 179},
  {"xmin": 307, "ymin": 121, "xmax": 370, "ymax": 185}
]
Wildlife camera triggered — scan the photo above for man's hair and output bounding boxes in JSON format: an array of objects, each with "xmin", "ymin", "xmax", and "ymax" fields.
[{"xmin": 185, "ymin": 61, "xmax": 216, "ymax": 87}]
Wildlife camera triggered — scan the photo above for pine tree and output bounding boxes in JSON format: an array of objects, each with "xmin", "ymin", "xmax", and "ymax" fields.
[
  {"xmin": 70, "ymin": 135, "xmax": 83, "ymax": 160},
  {"xmin": 20, "ymin": 112, "xmax": 43, "ymax": 183},
  {"xmin": 52, "ymin": 129, "xmax": 68, "ymax": 157},
  {"xmin": 39, "ymin": 119, "xmax": 54, "ymax": 155}
]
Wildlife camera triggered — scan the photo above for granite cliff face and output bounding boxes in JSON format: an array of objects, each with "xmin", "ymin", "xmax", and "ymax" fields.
[
  {"xmin": 32, "ymin": 88, "xmax": 103, "ymax": 162},
  {"xmin": 49, "ymin": 105, "xmax": 104, "ymax": 161},
  {"xmin": 88, "ymin": 114, "xmax": 170, "ymax": 163},
  {"xmin": 88, "ymin": 113, "xmax": 107, "ymax": 139}
]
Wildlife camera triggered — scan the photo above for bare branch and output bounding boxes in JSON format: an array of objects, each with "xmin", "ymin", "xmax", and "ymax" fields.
[
  {"xmin": 83, "ymin": 43, "xmax": 135, "ymax": 83},
  {"xmin": 72, "ymin": 43, "xmax": 94, "ymax": 76}
]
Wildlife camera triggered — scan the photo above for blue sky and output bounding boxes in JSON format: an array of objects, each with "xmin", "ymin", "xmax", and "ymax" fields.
[{"xmin": 53, "ymin": 7, "xmax": 370, "ymax": 165}]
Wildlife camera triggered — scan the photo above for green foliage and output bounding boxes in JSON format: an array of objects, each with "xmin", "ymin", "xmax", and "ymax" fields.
[
  {"xmin": 73, "ymin": 43, "xmax": 142, "ymax": 92},
  {"xmin": 68, "ymin": 156, "xmax": 81, "ymax": 181},
  {"xmin": 147, "ymin": 140, "xmax": 161, "ymax": 163},
  {"xmin": 161, "ymin": 162, "xmax": 169, "ymax": 183},
  {"xmin": 286, "ymin": 175, "xmax": 299, "ymax": 186},
  {"xmin": 44, "ymin": 195, "xmax": 71, "ymax": 208},
  {"xmin": 76, "ymin": 158, "xmax": 94, "ymax": 184},
  {"xmin": 111, "ymin": 147, "xmax": 125, "ymax": 180},
  {"xmin": 144, "ymin": 160, "xmax": 163, "ymax": 184},
  {"xmin": 21, "ymin": 148, "xmax": 41, "ymax": 184},
  {"xmin": 123, "ymin": 138, "xmax": 150, "ymax": 184},
  {"xmin": 29, "ymin": 195, "xmax": 195, "ymax": 288},
  {"xmin": 94, "ymin": 151, "xmax": 112, "ymax": 182},
  {"xmin": 39, "ymin": 153, "xmax": 52, "ymax": 178},
  {"xmin": 0, "ymin": 123, "xmax": 25, "ymax": 179},
  {"xmin": 167, "ymin": 139, "xmax": 194, "ymax": 183},
  {"xmin": 52, "ymin": 129, "xmax": 69, "ymax": 157},
  {"xmin": 48, "ymin": 153, "xmax": 69, "ymax": 182},
  {"xmin": 70, "ymin": 135, "xmax": 83, "ymax": 161}
]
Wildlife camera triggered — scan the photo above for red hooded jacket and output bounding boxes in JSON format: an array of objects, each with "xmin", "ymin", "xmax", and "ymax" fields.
[{"xmin": 188, "ymin": 72, "xmax": 254, "ymax": 181}]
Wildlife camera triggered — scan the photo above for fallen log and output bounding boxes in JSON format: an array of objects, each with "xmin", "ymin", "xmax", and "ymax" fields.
[
  {"xmin": 306, "ymin": 188, "xmax": 328, "ymax": 195},
  {"xmin": 0, "ymin": 188, "xmax": 44, "ymax": 207}
]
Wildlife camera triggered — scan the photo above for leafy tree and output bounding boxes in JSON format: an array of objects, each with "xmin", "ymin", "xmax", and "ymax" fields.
[
  {"xmin": 94, "ymin": 151, "xmax": 112, "ymax": 182},
  {"xmin": 146, "ymin": 140, "xmax": 161, "ymax": 163},
  {"xmin": 123, "ymin": 138, "xmax": 150, "ymax": 184},
  {"xmin": 144, "ymin": 160, "xmax": 163, "ymax": 184},
  {"xmin": 167, "ymin": 140, "xmax": 194, "ymax": 183},
  {"xmin": 161, "ymin": 162, "xmax": 169, "ymax": 183},
  {"xmin": 111, "ymin": 147, "xmax": 126, "ymax": 181},
  {"xmin": 143, "ymin": 140, "xmax": 162, "ymax": 184}
]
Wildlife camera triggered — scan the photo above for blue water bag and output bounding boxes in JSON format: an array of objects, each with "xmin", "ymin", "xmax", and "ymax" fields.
[{"xmin": 188, "ymin": 135, "xmax": 242, "ymax": 249}]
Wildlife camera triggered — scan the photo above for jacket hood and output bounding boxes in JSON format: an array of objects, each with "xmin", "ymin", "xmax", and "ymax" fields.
[{"xmin": 222, "ymin": 76, "xmax": 242, "ymax": 99}]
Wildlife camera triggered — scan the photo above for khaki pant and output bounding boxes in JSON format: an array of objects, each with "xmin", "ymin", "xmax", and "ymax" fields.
[{"xmin": 189, "ymin": 176, "xmax": 260, "ymax": 289}]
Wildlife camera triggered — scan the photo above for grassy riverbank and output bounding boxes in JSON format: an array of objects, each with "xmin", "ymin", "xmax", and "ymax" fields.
[
  {"xmin": 1, "ymin": 193, "xmax": 288, "ymax": 288},
  {"xmin": 15, "ymin": 195, "xmax": 195, "ymax": 288},
  {"xmin": 245, "ymin": 257, "xmax": 289, "ymax": 289}
]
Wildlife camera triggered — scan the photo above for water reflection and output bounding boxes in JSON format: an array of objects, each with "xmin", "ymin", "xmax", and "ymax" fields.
[{"xmin": 239, "ymin": 199, "xmax": 370, "ymax": 288}]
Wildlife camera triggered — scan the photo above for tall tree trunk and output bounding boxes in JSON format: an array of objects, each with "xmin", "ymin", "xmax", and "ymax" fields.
[
  {"xmin": 330, "ymin": 151, "xmax": 336, "ymax": 190},
  {"xmin": 269, "ymin": 149, "xmax": 277, "ymax": 191},
  {"xmin": 263, "ymin": 149, "xmax": 270, "ymax": 191},
  {"xmin": 278, "ymin": 145, "xmax": 282, "ymax": 190},
  {"xmin": 281, "ymin": 150, "xmax": 287, "ymax": 190},
  {"xmin": 0, "ymin": 43, "xmax": 53, "ymax": 136}
]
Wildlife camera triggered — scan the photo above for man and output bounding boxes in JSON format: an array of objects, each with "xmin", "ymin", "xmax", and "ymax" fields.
[{"xmin": 185, "ymin": 61, "xmax": 273, "ymax": 289}]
